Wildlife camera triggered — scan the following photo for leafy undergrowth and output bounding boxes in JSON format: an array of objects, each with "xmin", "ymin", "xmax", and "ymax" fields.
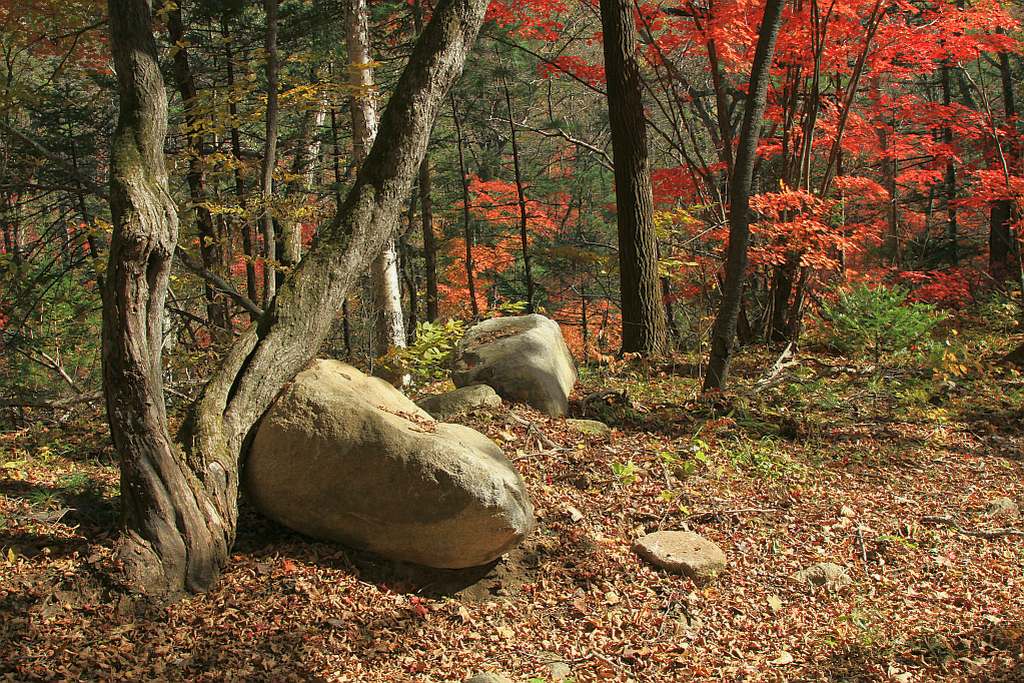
[{"xmin": 2, "ymin": 333, "xmax": 1024, "ymax": 682}]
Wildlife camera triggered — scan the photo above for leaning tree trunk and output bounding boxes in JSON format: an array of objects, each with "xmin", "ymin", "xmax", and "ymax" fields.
[
  {"xmin": 346, "ymin": 0, "xmax": 407, "ymax": 366},
  {"xmin": 704, "ymin": 0, "xmax": 786, "ymax": 391},
  {"xmin": 599, "ymin": 0, "xmax": 667, "ymax": 356},
  {"xmin": 105, "ymin": 0, "xmax": 490, "ymax": 596}
]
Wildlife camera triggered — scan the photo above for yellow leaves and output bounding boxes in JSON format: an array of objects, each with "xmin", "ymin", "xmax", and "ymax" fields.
[{"xmin": 653, "ymin": 207, "xmax": 702, "ymax": 239}]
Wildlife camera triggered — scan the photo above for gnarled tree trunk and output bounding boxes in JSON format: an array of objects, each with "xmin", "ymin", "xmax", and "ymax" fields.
[
  {"xmin": 104, "ymin": 0, "xmax": 490, "ymax": 597},
  {"xmin": 104, "ymin": 0, "xmax": 229, "ymax": 594}
]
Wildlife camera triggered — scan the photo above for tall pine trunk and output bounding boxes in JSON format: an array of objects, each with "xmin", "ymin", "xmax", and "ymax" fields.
[
  {"xmin": 104, "ymin": 0, "xmax": 490, "ymax": 596},
  {"xmin": 599, "ymin": 0, "xmax": 667, "ymax": 356},
  {"xmin": 704, "ymin": 0, "xmax": 786, "ymax": 391}
]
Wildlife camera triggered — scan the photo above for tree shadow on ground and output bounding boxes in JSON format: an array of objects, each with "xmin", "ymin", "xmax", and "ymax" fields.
[
  {"xmin": 232, "ymin": 500, "xmax": 544, "ymax": 601},
  {"xmin": 0, "ymin": 477, "xmax": 117, "ymax": 558}
]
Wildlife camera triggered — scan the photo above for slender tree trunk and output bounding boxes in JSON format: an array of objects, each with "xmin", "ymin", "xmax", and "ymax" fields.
[
  {"xmin": 104, "ymin": 0, "xmax": 490, "ymax": 596},
  {"xmin": 330, "ymin": 102, "xmax": 354, "ymax": 354},
  {"xmin": 991, "ymin": 48, "xmax": 1017, "ymax": 283},
  {"xmin": 401, "ymin": 194, "xmax": 420, "ymax": 339},
  {"xmin": 168, "ymin": 6, "xmax": 230, "ymax": 335},
  {"xmin": 284, "ymin": 82, "xmax": 326, "ymax": 269},
  {"xmin": 769, "ymin": 254, "xmax": 798, "ymax": 342},
  {"xmin": 501, "ymin": 71, "xmax": 535, "ymax": 313},
  {"xmin": 599, "ymin": 0, "xmax": 667, "ymax": 356},
  {"xmin": 413, "ymin": 0, "xmax": 438, "ymax": 323},
  {"xmin": 942, "ymin": 65, "xmax": 958, "ymax": 265},
  {"xmin": 223, "ymin": 18, "xmax": 259, "ymax": 317},
  {"xmin": 452, "ymin": 94, "xmax": 479, "ymax": 317},
  {"xmin": 419, "ymin": 156, "xmax": 439, "ymax": 321},
  {"xmin": 260, "ymin": 0, "xmax": 279, "ymax": 307},
  {"xmin": 346, "ymin": 0, "xmax": 407, "ymax": 368},
  {"xmin": 704, "ymin": 0, "xmax": 786, "ymax": 391}
]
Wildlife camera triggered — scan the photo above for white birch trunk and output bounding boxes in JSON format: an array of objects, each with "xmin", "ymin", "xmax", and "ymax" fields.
[{"xmin": 345, "ymin": 0, "xmax": 407, "ymax": 373}]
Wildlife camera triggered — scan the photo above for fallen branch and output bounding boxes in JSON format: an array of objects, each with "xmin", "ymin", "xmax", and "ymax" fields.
[
  {"xmin": 921, "ymin": 515, "xmax": 1024, "ymax": 539},
  {"xmin": 752, "ymin": 343, "xmax": 798, "ymax": 392},
  {"xmin": 507, "ymin": 412, "xmax": 565, "ymax": 452}
]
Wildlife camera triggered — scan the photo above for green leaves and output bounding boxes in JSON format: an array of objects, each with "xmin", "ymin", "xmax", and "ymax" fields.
[{"xmin": 821, "ymin": 285, "xmax": 945, "ymax": 363}]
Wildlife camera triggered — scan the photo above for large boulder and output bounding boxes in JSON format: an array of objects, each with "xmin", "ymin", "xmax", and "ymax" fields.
[
  {"xmin": 245, "ymin": 360, "xmax": 534, "ymax": 569},
  {"xmin": 451, "ymin": 314, "xmax": 577, "ymax": 417}
]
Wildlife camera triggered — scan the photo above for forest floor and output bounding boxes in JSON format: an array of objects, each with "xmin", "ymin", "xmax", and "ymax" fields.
[{"xmin": 2, "ymin": 320, "xmax": 1024, "ymax": 682}]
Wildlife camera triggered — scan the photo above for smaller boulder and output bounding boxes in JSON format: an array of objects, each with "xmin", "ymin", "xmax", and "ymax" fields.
[
  {"xmin": 451, "ymin": 314, "xmax": 577, "ymax": 416},
  {"xmin": 634, "ymin": 530, "xmax": 727, "ymax": 581},
  {"xmin": 566, "ymin": 418, "xmax": 612, "ymax": 441},
  {"xmin": 791, "ymin": 562, "xmax": 852, "ymax": 592},
  {"xmin": 417, "ymin": 384, "xmax": 502, "ymax": 419}
]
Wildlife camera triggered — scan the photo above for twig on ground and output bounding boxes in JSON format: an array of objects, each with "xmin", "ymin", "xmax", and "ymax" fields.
[
  {"xmin": 687, "ymin": 507, "xmax": 778, "ymax": 522},
  {"xmin": 507, "ymin": 412, "xmax": 565, "ymax": 452}
]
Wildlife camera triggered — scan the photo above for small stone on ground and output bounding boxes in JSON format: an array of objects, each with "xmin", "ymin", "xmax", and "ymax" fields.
[
  {"xmin": 985, "ymin": 496, "xmax": 1020, "ymax": 521},
  {"xmin": 791, "ymin": 562, "xmax": 853, "ymax": 592},
  {"xmin": 464, "ymin": 673, "xmax": 513, "ymax": 683},
  {"xmin": 633, "ymin": 530, "xmax": 727, "ymax": 581},
  {"xmin": 566, "ymin": 418, "xmax": 612, "ymax": 440}
]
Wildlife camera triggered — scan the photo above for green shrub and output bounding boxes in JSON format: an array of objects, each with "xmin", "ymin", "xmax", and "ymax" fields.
[
  {"xmin": 821, "ymin": 285, "xmax": 944, "ymax": 363},
  {"xmin": 379, "ymin": 319, "xmax": 466, "ymax": 383}
]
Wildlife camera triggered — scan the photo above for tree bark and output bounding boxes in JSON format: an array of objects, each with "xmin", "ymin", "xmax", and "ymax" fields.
[
  {"xmin": 413, "ymin": 0, "xmax": 438, "ymax": 323},
  {"xmin": 599, "ymin": 0, "xmax": 667, "ymax": 356},
  {"xmin": 501, "ymin": 71, "xmax": 536, "ymax": 313},
  {"xmin": 104, "ymin": 0, "xmax": 229, "ymax": 594},
  {"xmin": 105, "ymin": 0, "xmax": 490, "ymax": 596},
  {"xmin": 419, "ymin": 155, "xmax": 439, "ymax": 322},
  {"xmin": 703, "ymin": 0, "xmax": 786, "ymax": 391},
  {"xmin": 452, "ymin": 94, "xmax": 479, "ymax": 317},
  {"xmin": 284, "ymin": 81, "xmax": 326, "ymax": 269},
  {"xmin": 346, "ymin": 0, "xmax": 407, "ymax": 366},
  {"xmin": 941, "ymin": 65, "xmax": 958, "ymax": 265},
  {"xmin": 223, "ymin": 17, "xmax": 259, "ymax": 317},
  {"xmin": 260, "ymin": 0, "xmax": 280, "ymax": 307},
  {"xmin": 991, "ymin": 48, "xmax": 1017, "ymax": 283}
]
